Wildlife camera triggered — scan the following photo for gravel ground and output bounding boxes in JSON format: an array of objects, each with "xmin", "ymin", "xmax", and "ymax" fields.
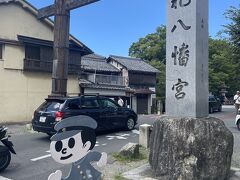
[{"xmin": 99, "ymin": 156, "xmax": 147, "ymax": 180}]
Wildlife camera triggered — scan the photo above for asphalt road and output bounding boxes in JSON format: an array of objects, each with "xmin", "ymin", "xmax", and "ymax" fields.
[
  {"xmin": 0, "ymin": 130, "xmax": 141, "ymax": 180},
  {"xmin": 0, "ymin": 106, "xmax": 239, "ymax": 180}
]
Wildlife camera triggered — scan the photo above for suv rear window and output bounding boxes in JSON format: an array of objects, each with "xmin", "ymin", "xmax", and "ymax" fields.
[{"xmin": 37, "ymin": 100, "xmax": 64, "ymax": 111}]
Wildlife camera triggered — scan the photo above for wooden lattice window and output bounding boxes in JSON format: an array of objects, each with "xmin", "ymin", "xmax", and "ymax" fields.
[{"xmin": 25, "ymin": 45, "xmax": 40, "ymax": 60}]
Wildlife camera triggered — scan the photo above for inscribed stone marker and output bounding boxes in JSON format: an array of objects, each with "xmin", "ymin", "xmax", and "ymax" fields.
[{"xmin": 166, "ymin": 0, "xmax": 209, "ymax": 118}]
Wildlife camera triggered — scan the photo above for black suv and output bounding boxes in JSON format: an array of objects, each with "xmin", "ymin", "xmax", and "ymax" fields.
[
  {"xmin": 32, "ymin": 96, "xmax": 138, "ymax": 136},
  {"xmin": 209, "ymin": 95, "xmax": 222, "ymax": 113}
]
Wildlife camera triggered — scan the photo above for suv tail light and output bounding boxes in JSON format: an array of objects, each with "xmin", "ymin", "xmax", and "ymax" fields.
[{"xmin": 55, "ymin": 111, "xmax": 64, "ymax": 121}]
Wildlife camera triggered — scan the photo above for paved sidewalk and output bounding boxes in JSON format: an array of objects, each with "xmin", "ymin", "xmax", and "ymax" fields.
[{"xmin": 5, "ymin": 123, "xmax": 33, "ymax": 135}]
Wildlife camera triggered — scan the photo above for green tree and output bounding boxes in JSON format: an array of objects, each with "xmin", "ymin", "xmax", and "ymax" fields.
[
  {"xmin": 149, "ymin": 60, "xmax": 165, "ymax": 99},
  {"xmin": 208, "ymin": 38, "xmax": 236, "ymax": 96},
  {"xmin": 222, "ymin": 4, "xmax": 240, "ymax": 95},
  {"xmin": 129, "ymin": 25, "xmax": 166, "ymax": 63},
  {"xmin": 223, "ymin": 5, "xmax": 240, "ymax": 51}
]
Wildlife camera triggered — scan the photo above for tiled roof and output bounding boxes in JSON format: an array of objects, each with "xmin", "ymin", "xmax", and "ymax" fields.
[
  {"xmin": 83, "ymin": 53, "xmax": 106, "ymax": 59},
  {"xmin": 80, "ymin": 82, "xmax": 134, "ymax": 92},
  {"xmin": 135, "ymin": 88, "xmax": 155, "ymax": 94},
  {"xmin": 82, "ymin": 54, "xmax": 120, "ymax": 73},
  {"xmin": 109, "ymin": 55, "xmax": 159, "ymax": 73}
]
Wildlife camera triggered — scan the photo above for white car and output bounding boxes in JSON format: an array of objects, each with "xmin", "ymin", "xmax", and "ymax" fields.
[{"xmin": 235, "ymin": 113, "xmax": 240, "ymax": 131}]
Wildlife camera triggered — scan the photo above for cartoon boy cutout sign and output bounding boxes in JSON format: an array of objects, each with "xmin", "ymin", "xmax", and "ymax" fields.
[{"xmin": 48, "ymin": 115, "xmax": 107, "ymax": 180}]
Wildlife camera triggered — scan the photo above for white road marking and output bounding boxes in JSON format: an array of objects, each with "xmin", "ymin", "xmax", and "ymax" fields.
[
  {"xmin": 115, "ymin": 133, "xmax": 130, "ymax": 137},
  {"xmin": 131, "ymin": 129, "xmax": 139, "ymax": 134},
  {"xmin": 106, "ymin": 135, "xmax": 128, "ymax": 140},
  {"xmin": 95, "ymin": 141, "xmax": 100, "ymax": 147},
  {"xmin": 102, "ymin": 143, "xmax": 107, "ymax": 146},
  {"xmin": 46, "ymin": 150, "xmax": 50, "ymax": 153},
  {"xmin": 116, "ymin": 136, "xmax": 127, "ymax": 140},
  {"xmin": 222, "ymin": 105, "xmax": 234, "ymax": 108},
  {"xmin": 31, "ymin": 154, "xmax": 52, "ymax": 162},
  {"xmin": 106, "ymin": 136, "xmax": 113, "ymax": 140},
  {"xmin": 0, "ymin": 176, "xmax": 12, "ymax": 180}
]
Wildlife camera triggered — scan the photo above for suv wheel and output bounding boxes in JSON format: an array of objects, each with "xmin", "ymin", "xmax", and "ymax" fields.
[
  {"xmin": 218, "ymin": 105, "xmax": 222, "ymax": 112},
  {"xmin": 209, "ymin": 107, "xmax": 213, "ymax": 114},
  {"xmin": 126, "ymin": 118, "xmax": 135, "ymax": 131},
  {"xmin": 237, "ymin": 121, "xmax": 240, "ymax": 131}
]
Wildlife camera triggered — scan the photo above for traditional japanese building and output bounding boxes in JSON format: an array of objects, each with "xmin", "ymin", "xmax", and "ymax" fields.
[
  {"xmin": 108, "ymin": 55, "xmax": 159, "ymax": 114},
  {"xmin": 0, "ymin": 0, "xmax": 92, "ymax": 123},
  {"xmin": 79, "ymin": 54, "xmax": 134, "ymax": 102}
]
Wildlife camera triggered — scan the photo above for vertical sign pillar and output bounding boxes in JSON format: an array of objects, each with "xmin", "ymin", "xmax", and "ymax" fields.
[
  {"xmin": 52, "ymin": 0, "xmax": 70, "ymax": 97},
  {"xmin": 166, "ymin": 0, "xmax": 209, "ymax": 118}
]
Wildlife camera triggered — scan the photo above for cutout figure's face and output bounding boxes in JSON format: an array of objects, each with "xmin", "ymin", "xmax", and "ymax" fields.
[{"xmin": 50, "ymin": 132, "xmax": 91, "ymax": 164}]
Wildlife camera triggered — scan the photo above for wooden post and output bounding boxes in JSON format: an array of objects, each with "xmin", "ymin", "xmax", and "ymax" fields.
[
  {"xmin": 37, "ymin": 0, "xmax": 99, "ymax": 97},
  {"xmin": 52, "ymin": 0, "xmax": 70, "ymax": 97}
]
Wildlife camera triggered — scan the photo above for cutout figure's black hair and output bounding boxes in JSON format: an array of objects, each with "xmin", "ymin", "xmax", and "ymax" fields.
[{"xmin": 81, "ymin": 128, "xmax": 96, "ymax": 150}]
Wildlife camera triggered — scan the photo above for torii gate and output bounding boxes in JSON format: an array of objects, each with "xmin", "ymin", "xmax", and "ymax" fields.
[{"xmin": 38, "ymin": 0, "xmax": 99, "ymax": 97}]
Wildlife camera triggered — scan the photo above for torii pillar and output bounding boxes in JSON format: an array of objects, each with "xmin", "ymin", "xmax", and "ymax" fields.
[{"xmin": 38, "ymin": 0, "xmax": 99, "ymax": 97}]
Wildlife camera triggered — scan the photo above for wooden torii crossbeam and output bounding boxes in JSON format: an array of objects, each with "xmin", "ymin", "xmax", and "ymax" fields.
[{"xmin": 38, "ymin": 0, "xmax": 99, "ymax": 97}]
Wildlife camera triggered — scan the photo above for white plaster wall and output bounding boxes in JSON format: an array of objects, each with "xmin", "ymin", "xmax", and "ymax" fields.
[
  {"xmin": 132, "ymin": 96, "xmax": 137, "ymax": 113},
  {"xmin": 0, "ymin": 62, "xmax": 79, "ymax": 123},
  {"xmin": 0, "ymin": 3, "xmax": 53, "ymax": 41},
  {"xmin": 3, "ymin": 44, "xmax": 25, "ymax": 70},
  {"xmin": 110, "ymin": 60, "xmax": 129, "ymax": 86}
]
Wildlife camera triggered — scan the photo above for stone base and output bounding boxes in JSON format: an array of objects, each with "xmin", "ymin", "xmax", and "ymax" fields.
[{"xmin": 149, "ymin": 116, "xmax": 234, "ymax": 180}]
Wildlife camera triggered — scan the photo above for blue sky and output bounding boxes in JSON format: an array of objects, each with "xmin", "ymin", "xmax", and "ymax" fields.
[{"xmin": 27, "ymin": 0, "xmax": 239, "ymax": 57}]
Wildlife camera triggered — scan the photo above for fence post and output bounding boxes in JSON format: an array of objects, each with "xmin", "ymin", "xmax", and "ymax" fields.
[{"xmin": 139, "ymin": 124, "xmax": 152, "ymax": 148}]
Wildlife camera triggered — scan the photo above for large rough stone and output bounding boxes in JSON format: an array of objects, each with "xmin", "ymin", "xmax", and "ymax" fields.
[
  {"xmin": 149, "ymin": 116, "xmax": 234, "ymax": 180},
  {"xmin": 119, "ymin": 143, "xmax": 139, "ymax": 158}
]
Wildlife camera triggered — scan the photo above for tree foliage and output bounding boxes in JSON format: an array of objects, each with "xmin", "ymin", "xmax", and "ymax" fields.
[
  {"xmin": 208, "ymin": 38, "xmax": 236, "ymax": 96},
  {"xmin": 223, "ymin": 5, "xmax": 240, "ymax": 51},
  {"xmin": 222, "ymin": 4, "xmax": 240, "ymax": 95},
  {"xmin": 129, "ymin": 25, "xmax": 166, "ymax": 63},
  {"xmin": 129, "ymin": 4, "xmax": 240, "ymax": 98},
  {"xmin": 149, "ymin": 60, "xmax": 165, "ymax": 99}
]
